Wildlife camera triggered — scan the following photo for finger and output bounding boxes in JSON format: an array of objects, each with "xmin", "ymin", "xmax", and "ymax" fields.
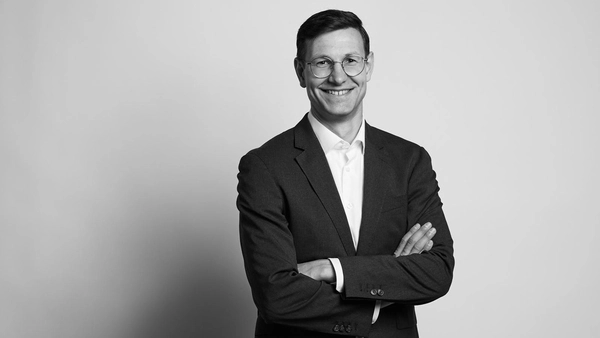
[
  {"xmin": 401, "ymin": 222, "xmax": 432, "ymax": 256},
  {"xmin": 411, "ymin": 227, "xmax": 436, "ymax": 254},
  {"xmin": 425, "ymin": 240, "xmax": 434, "ymax": 252},
  {"xmin": 410, "ymin": 228, "xmax": 436, "ymax": 254},
  {"xmin": 394, "ymin": 223, "xmax": 420, "ymax": 256},
  {"xmin": 394, "ymin": 223, "xmax": 420, "ymax": 257}
]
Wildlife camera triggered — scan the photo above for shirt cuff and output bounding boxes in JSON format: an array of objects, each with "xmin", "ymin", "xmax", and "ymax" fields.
[
  {"xmin": 373, "ymin": 301, "xmax": 394, "ymax": 324},
  {"xmin": 328, "ymin": 258, "xmax": 344, "ymax": 293},
  {"xmin": 372, "ymin": 300, "xmax": 381, "ymax": 324}
]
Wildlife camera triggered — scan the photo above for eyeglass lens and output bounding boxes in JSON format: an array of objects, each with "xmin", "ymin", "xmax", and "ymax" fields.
[{"xmin": 310, "ymin": 57, "xmax": 366, "ymax": 78}]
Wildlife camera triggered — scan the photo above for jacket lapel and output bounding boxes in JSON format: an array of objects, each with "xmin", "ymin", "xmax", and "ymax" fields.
[
  {"xmin": 294, "ymin": 115, "xmax": 357, "ymax": 256},
  {"xmin": 356, "ymin": 123, "xmax": 394, "ymax": 255}
]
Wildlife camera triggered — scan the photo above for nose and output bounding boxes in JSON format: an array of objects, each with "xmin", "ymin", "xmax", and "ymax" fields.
[{"xmin": 328, "ymin": 62, "xmax": 347, "ymax": 84}]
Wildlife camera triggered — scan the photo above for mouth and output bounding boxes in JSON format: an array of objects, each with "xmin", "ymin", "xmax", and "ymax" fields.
[{"xmin": 323, "ymin": 89, "xmax": 352, "ymax": 96}]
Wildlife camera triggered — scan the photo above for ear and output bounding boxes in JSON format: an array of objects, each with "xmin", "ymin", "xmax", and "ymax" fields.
[
  {"xmin": 294, "ymin": 58, "xmax": 307, "ymax": 88},
  {"xmin": 365, "ymin": 52, "xmax": 374, "ymax": 82}
]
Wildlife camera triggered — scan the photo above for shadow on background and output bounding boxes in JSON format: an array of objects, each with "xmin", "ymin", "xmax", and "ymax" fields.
[{"xmin": 130, "ymin": 215, "xmax": 255, "ymax": 338}]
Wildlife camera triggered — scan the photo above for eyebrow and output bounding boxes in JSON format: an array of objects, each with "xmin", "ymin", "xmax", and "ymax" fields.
[{"xmin": 310, "ymin": 52, "xmax": 364, "ymax": 60}]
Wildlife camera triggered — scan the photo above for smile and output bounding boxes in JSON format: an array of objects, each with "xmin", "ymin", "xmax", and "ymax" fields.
[{"xmin": 324, "ymin": 89, "xmax": 351, "ymax": 96}]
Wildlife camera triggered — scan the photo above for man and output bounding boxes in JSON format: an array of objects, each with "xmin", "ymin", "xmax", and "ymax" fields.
[{"xmin": 237, "ymin": 9, "xmax": 454, "ymax": 337}]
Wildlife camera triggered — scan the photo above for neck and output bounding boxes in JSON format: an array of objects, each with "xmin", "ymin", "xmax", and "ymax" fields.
[{"xmin": 311, "ymin": 110, "xmax": 363, "ymax": 143}]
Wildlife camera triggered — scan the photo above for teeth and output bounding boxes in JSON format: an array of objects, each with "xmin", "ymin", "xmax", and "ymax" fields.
[{"xmin": 326, "ymin": 90, "xmax": 349, "ymax": 96}]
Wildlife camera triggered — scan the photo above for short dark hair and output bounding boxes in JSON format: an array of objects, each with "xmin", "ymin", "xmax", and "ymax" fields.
[{"xmin": 296, "ymin": 9, "xmax": 370, "ymax": 60}]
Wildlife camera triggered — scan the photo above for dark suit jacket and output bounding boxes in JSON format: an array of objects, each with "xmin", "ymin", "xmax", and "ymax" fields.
[{"xmin": 237, "ymin": 115, "xmax": 454, "ymax": 337}]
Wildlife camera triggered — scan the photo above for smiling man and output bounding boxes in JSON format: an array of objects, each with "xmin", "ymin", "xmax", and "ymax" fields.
[
  {"xmin": 297, "ymin": 27, "xmax": 370, "ymax": 138},
  {"xmin": 237, "ymin": 9, "xmax": 454, "ymax": 338}
]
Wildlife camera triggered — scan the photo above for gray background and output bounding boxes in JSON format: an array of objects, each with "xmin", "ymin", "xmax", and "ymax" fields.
[{"xmin": 1, "ymin": 0, "xmax": 599, "ymax": 337}]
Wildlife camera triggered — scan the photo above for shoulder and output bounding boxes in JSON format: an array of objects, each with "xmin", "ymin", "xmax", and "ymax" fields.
[
  {"xmin": 365, "ymin": 124, "xmax": 436, "ymax": 173},
  {"xmin": 242, "ymin": 115, "xmax": 314, "ymax": 163},
  {"xmin": 366, "ymin": 125, "xmax": 439, "ymax": 189},
  {"xmin": 239, "ymin": 119, "xmax": 307, "ymax": 176},
  {"xmin": 244, "ymin": 127, "xmax": 297, "ymax": 160},
  {"xmin": 366, "ymin": 123, "xmax": 424, "ymax": 154}
]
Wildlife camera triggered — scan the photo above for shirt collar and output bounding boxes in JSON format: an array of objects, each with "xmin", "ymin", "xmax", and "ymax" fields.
[{"xmin": 307, "ymin": 112, "xmax": 365, "ymax": 155}]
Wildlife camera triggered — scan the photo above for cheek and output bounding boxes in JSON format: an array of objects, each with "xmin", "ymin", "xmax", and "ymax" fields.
[
  {"xmin": 307, "ymin": 86, "xmax": 326, "ymax": 101},
  {"xmin": 307, "ymin": 80, "xmax": 323, "ymax": 92},
  {"xmin": 306, "ymin": 87, "xmax": 320, "ymax": 101}
]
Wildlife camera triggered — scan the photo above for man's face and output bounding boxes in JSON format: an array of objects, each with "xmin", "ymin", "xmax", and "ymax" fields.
[{"xmin": 295, "ymin": 28, "xmax": 373, "ymax": 124}]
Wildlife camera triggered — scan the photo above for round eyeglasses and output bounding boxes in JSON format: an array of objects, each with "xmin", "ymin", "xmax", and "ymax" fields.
[{"xmin": 303, "ymin": 56, "xmax": 368, "ymax": 78}]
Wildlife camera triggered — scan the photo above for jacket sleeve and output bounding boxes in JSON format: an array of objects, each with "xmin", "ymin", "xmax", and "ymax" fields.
[
  {"xmin": 338, "ymin": 147, "xmax": 455, "ymax": 304},
  {"xmin": 237, "ymin": 152, "xmax": 374, "ymax": 337}
]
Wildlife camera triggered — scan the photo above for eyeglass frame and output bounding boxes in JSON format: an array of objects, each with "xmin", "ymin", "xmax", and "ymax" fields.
[{"xmin": 298, "ymin": 55, "xmax": 369, "ymax": 79}]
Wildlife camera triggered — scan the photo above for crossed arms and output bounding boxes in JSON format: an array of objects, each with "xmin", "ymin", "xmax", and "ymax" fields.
[{"xmin": 298, "ymin": 222, "xmax": 437, "ymax": 283}]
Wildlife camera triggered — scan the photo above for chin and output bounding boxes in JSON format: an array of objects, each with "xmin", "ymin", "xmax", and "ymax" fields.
[
  {"xmin": 312, "ymin": 100, "xmax": 360, "ymax": 120},
  {"xmin": 323, "ymin": 111, "xmax": 358, "ymax": 122},
  {"xmin": 326, "ymin": 105, "xmax": 358, "ymax": 117}
]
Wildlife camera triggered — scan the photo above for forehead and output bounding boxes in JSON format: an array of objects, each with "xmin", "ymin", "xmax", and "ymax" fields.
[{"xmin": 305, "ymin": 28, "xmax": 365, "ymax": 59}]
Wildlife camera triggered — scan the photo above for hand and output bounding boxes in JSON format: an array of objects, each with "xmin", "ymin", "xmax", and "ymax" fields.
[
  {"xmin": 297, "ymin": 259, "xmax": 336, "ymax": 283},
  {"xmin": 393, "ymin": 222, "xmax": 436, "ymax": 257}
]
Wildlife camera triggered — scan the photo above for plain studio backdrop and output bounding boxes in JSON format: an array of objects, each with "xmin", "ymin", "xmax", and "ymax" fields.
[{"xmin": 1, "ymin": 1, "xmax": 599, "ymax": 337}]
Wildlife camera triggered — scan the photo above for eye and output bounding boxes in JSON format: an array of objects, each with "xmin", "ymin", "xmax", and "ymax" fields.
[
  {"xmin": 345, "ymin": 57, "xmax": 359, "ymax": 65},
  {"xmin": 313, "ymin": 59, "xmax": 332, "ymax": 68}
]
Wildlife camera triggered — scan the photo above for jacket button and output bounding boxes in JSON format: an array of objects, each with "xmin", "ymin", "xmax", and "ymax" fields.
[
  {"xmin": 345, "ymin": 324, "xmax": 352, "ymax": 332},
  {"xmin": 377, "ymin": 289, "xmax": 385, "ymax": 296},
  {"xmin": 333, "ymin": 324, "xmax": 340, "ymax": 332},
  {"xmin": 370, "ymin": 289, "xmax": 377, "ymax": 296}
]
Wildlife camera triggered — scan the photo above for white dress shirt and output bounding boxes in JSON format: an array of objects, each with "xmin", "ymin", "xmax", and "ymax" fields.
[{"xmin": 307, "ymin": 112, "xmax": 382, "ymax": 324}]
